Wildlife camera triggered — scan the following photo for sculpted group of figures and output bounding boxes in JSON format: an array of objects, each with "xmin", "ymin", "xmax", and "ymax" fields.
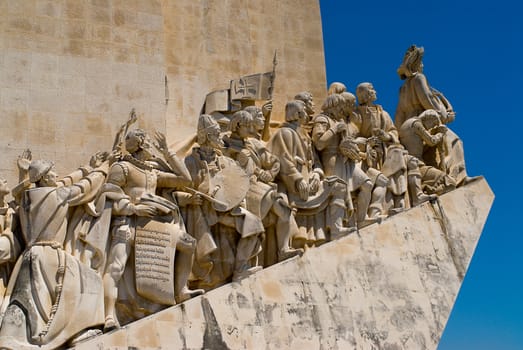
[{"xmin": 0, "ymin": 45, "xmax": 475, "ymax": 349}]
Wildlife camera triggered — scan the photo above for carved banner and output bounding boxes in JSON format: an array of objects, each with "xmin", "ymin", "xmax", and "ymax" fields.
[
  {"xmin": 229, "ymin": 71, "xmax": 274, "ymax": 101},
  {"xmin": 134, "ymin": 218, "xmax": 177, "ymax": 305}
]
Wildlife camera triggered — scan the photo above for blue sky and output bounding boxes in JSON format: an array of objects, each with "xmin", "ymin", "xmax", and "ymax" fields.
[{"xmin": 320, "ymin": 1, "xmax": 522, "ymax": 349}]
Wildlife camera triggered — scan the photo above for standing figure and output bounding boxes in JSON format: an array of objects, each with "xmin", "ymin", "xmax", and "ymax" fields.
[
  {"xmin": 0, "ymin": 179, "xmax": 21, "ymax": 309},
  {"xmin": 183, "ymin": 115, "xmax": 265, "ymax": 290},
  {"xmin": 243, "ymin": 101, "xmax": 272, "ymax": 141},
  {"xmin": 395, "ymin": 45, "xmax": 472, "ymax": 185},
  {"xmin": 294, "ymin": 91, "xmax": 317, "ymax": 137},
  {"xmin": 0, "ymin": 160, "xmax": 108, "ymax": 349},
  {"xmin": 353, "ymin": 83, "xmax": 436, "ymax": 213},
  {"xmin": 224, "ymin": 111, "xmax": 303, "ymax": 265},
  {"xmin": 352, "ymin": 83, "xmax": 394, "ymax": 220},
  {"xmin": 268, "ymin": 100, "xmax": 352, "ymax": 243},
  {"xmin": 101, "ymin": 129, "xmax": 203, "ymax": 331},
  {"xmin": 312, "ymin": 94, "xmax": 377, "ymax": 228}
]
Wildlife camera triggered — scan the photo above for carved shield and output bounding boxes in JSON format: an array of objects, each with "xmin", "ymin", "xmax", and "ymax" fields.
[
  {"xmin": 210, "ymin": 161, "xmax": 249, "ymax": 212},
  {"xmin": 134, "ymin": 218, "xmax": 178, "ymax": 305}
]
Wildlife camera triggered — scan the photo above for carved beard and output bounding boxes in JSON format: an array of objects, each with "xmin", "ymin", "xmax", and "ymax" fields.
[{"xmin": 208, "ymin": 135, "xmax": 224, "ymax": 150}]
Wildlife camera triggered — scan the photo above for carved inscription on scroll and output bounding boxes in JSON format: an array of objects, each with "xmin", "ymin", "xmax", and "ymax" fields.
[{"xmin": 134, "ymin": 218, "xmax": 177, "ymax": 305}]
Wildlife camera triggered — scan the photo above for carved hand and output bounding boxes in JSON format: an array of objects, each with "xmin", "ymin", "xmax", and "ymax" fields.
[
  {"xmin": 297, "ymin": 179, "xmax": 309, "ymax": 201},
  {"xmin": 258, "ymin": 170, "xmax": 273, "ymax": 183},
  {"xmin": 154, "ymin": 131, "xmax": 169, "ymax": 155},
  {"xmin": 262, "ymin": 100, "xmax": 273, "ymax": 117},
  {"xmin": 89, "ymin": 151, "xmax": 109, "ymax": 168},
  {"xmin": 309, "ymin": 173, "xmax": 321, "ymax": 194},
  {"xmin": 17, "ymin": 148, "xmax": 32, "ymax": 171},
  {"xmin": 335, "ymin": 122, "xmax": 347, "ymax": 134},
  {"xmin": 107, "ymin": 150, "xmax": 122, "ymax": 165},
  {"xmin": 134, "ymin": 204, "xmax": 158, "ymax": 217},
  {"xmin": 373, "ymin": 128, "xmax": 389, "ymax": 141}
]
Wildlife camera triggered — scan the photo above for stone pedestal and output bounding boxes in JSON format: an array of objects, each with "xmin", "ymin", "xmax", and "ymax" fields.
[{"xmin": 72, "ymin": 178, "xmax": 493, "ymax": 350}]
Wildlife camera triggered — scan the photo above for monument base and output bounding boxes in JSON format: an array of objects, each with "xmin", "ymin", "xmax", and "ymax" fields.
[{"xmin": 72, "ymin": 178, "xmax": 493, "ymax": 350}]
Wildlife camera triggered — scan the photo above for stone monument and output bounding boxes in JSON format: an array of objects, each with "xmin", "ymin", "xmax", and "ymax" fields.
[{"xmin": 0, "ymin": 2, "xmax": 492, "ymax": 350}]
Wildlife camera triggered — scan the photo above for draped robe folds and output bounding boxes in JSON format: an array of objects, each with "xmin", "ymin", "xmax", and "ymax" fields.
[
  {"xmin": 183, "ymin": 148, "xmax": 264, "ymax": 290},
  {"xmin": 395, "ymin": 73, "xmax": 468, "ymax": 184},
  {"xmin": 0, "ymin": 186, "xmax": 104, "ymax": 350},
  {"xmin": 0, "ymin": 205, "xmax": 22, "ymax": 321},
  {"xmin": 267, "ymin": 123, "xmax": 344, "ymax": 243}
]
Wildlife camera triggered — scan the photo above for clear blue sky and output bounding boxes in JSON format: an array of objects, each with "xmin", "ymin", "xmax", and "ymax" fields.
[{"xmin": 320, "ymin": 1, "xmax": 522, "ymax": 349}]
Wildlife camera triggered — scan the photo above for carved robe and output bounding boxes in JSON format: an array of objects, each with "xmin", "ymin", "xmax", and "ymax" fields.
[
  {"xmin": 183, "ymin": 147, "xmax": 264, "ymax": 290},
  {"xmin": 268, "ymin": 123, "xmax": 348, "ymax": 244},
  {"xmin": 395, "ymin": 72, "xmax": 468, "ymax": 185},
  {"xmin": 0, "ymin": 205, "xmax": 21, "ymax": 316},
  {"xmin": 102, "ymin": 159, "xmax": 193, "ymax": 324},
  {"xmin": 0, "ymin": 183, "xmax": 106, "ymax": 350}
]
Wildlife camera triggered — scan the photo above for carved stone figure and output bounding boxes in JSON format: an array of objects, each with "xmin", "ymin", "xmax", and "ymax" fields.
[
  {"xmin": 243, "ymin": 101, "xmax": 272, "ymax": 141},
  {"xmin": 312, "ymin": 94, "xmax": 372, "ymax": 228},
  {"xmin": 183, "ymin": 115, "xmax": 264, "ymax": 290},
  {"xmin": 101, "ymin": 129, "xmax": 202, "ymax": 330},
  {"xmin": 224, "ymin": 110, "xmax": 303, "ymax": 265},
  {"xmin": 353, "ymin": 83, "xmax": 437, "ymax": 214},
  {"xmin": 395, "ymin": 45, "xmax": 472, "ymax": 186},
  {"xmin": 327, "ymin": 82, "xmax": 347, "ymax": 95},
  {"xmin": 294, "ymin": 91, "xmax": 317, "ymax": 137},
  {"xmin": 0, "ymin": 160, "xmax": 108, "ymax": 349},
  {"xmin": 380, "ymin": 145, "xmax": 436, "ymax": 213},
  {"xmin": 399, "ymin": 109, "xmax": 457, "ymax": 195},
  {"xmin": 61, "ymin": 150, "xmax": 113, "ymax": 273},
  {"xmin": 0, "ymin": 179, "xmax": 21, "ymax": 309},
  {"xmin": 294, "ymin": 91, "xmax": 316, "ymax": 120},
  {"xmin": 268, "ymin": 100, "xmax": 352, "ymax": 244},
  {"xmin": 347, "ymin": 83, "xmax": 394, "ymax": 221}
]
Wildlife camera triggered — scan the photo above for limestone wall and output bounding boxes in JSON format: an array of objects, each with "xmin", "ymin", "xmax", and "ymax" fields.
[
  {"xmin": 162, "ymin": 0, "xmax": 327, "ymax": 142},
  {"xmin": 0, "ymin": 0, "xmax": 326, "ymax": 188},
  {"xmin": 0, "ymin": 0, "xmax": 167, "ymax": 184},
  {"xmin": 73, "ymin": 178, "xmax": 494, "ymax": 350}
]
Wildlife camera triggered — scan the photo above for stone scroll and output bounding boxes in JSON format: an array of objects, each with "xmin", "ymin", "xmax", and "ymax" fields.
[{"xmin": 134, "ymin": 218, "xmax": 177, "ymax": 306}]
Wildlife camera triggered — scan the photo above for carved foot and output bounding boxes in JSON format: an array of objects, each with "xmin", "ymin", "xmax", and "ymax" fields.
[
  {"xmin": 232, "ymin": 266, "xmax": 262, "ymax": 282},
  {"xmin": 412, "ymin": 193, "xmax": 437, "ymax": 207},
  {"xmin": 176, "ymin": 287, "xmax": 204, "ymax": 303},
  {"xmin": 388, "ymin": 207, "xmax": 405, "ymax": 215},
  {"xmin": 103, "ymin": 316, "xmax": 120, "ymax": 333},
  {"xmin": 358, "ymin": 216, "xmax": 382, "ymax": 229},
  {"xmin": 278, "ymin": 248, "xmax": 304, "ymax": 262}
]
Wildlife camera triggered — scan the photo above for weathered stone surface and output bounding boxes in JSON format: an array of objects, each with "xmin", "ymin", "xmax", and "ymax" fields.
[
  {"xmin": 0, "ymin": 1, "xmax": 326, "ymax": 188},
  {"xmin": 72, "ymin": 178, "xmax": 493, "ymax": 350}
]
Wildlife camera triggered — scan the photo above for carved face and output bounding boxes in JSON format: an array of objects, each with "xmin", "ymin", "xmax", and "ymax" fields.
[
  {"xmin": 0, "ymin": 179, "xmax": 9, "ymax": 196},
  {"xmin": 253, "ymin": 115, "xmax": 264, "ymax": 133},
  {"xmin": 139, "ymin": 136, "xmax": 154, "ymax": 160},
  {"xmin": 41, "ymin": 170, "xmax": 58, "ymax": 187},
  {"xmin": 297, "ymin": 105, "xmax": 308, "ymax": 126},
  {"xmin": 237, "ymin": 122, "xmax": 254, "ymax": 140},
  {"xmin": 359, "ymin": 84, "xmax": 377, "ymax": 104},
  {"xmin": 343, "ymin": 99, "xmax": 355, "ymax": 116},
  {"xmin": 207, "ymin": 126, "xmax": 224, "ymax": 149},
  {"xmin": 304, "ymin": 96, "xmax": 315, "ymax": 116}
]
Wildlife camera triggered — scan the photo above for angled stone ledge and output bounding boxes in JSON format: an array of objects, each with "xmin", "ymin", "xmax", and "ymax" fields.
[{"xmin": 72, "ymin": 178, "xmax": 493, "ymax": 350}]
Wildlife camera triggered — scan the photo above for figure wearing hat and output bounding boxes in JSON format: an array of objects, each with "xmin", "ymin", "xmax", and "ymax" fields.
[
  {"xmin": 0, "ymin": 159, "xmax": 109, "ymax": 349},
  {"xmin": 182, "ymin": 114, "xmax": 265, "ymax": 290}
]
